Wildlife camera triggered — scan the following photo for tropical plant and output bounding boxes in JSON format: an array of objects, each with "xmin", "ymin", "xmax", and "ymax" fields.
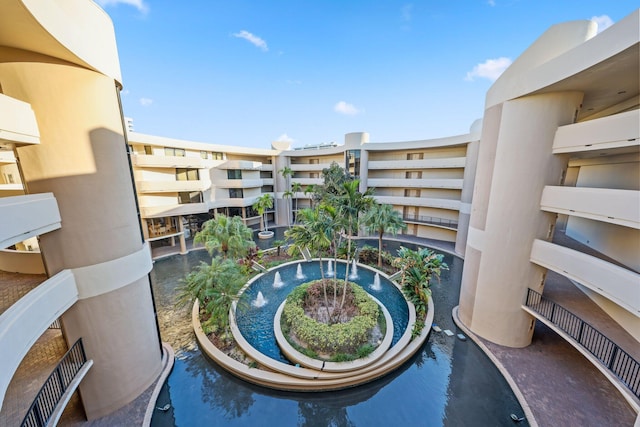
[
  {"xmin": 253, "ymin": 193, "xmax": 274, "ymax": 232},
  {"xmin": 290, "ymin": 181, "xmax": 302, "ymax": 221},
  {"xmin": 304, "ymin": 184, "xmax": 317, "ymax": 209},
  {"xmin": 282, "ymin": 190, "xmax": 293, "ymax": 227},
  {"xmin": 393, "ymin": 247, "xmax": 448, "ymax": 319},
  {"xmin": 195, "ymin": 214, "xmax": 255, "ymax": 259},
  {"xmin": 363, "ymin": 203, "xmax": 407, "ymax": 266},
  {"xmin": 279, "ymin": 166, "xmax": 293, "ymax": 181},
  {"xmin": 176, "ymin": 256, "xmax": 247, "ymax": 335},
  {"xmin": 285, "ymin": 207, "xmax": 333, "ymax": 319}
]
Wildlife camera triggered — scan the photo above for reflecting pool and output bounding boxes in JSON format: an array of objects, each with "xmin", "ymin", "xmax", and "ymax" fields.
[{"xmin": 150, "ymin": 239, "xmax": 529, "ymax": 426}]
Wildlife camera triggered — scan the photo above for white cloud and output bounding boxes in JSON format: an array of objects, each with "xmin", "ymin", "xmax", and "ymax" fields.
[
  {"xmin": 139, "ymin": 97, "xmax": 153, "ymax": 107},
  {"xmin": 233, "ymin": 30, "xmax": 269, "ymax": 52},
  {"xmin": 487, "ymin": 0, "xmax": 496, "ymax": 6},
  {"xmin": 275, "ymin": 133, "xmax": 294, "ymax": 143},
  {"xmin": 334, "ymin": 101, "xmax": 361, "ymax": 116},
  {"xmin": 401, "ymin": 4, "xmax": 413, "ymax": 22},
  {"xmin": 465, "ymin": 57, "xmax": 512, "ymax": 82},
  {"xmin": 95, "ymin": 0, "xmax": 148, "ymax": 13},
  {"xmin": 591, "ymin": 15, "xmax": 613, "ymax": 33}
]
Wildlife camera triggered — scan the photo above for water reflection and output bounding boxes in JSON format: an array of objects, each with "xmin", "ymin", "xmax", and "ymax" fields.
[{"xmin": 150, "ymin": 238, "xmax": 528, "ymax": 427}]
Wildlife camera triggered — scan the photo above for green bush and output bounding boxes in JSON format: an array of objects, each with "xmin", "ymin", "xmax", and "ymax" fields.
[{"xmin": 282, "ymin": 281, "xmax": 379, "ymax": 355}]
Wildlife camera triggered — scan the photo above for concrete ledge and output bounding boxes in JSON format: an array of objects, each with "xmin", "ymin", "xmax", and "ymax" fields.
[
  {"xmin": 273, "ymin": 293, "xmax": 394, "ymax": 373},
  {"xmin": 143, "ymin": 342, "xmax": 176, "ymax": 427},
  {"xmin": 452, "ymin": 306, "xmax": 538, "ymax": 427}
]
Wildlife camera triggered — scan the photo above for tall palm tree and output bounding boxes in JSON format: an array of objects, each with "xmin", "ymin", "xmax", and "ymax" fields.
[
  {"xmin": 291, "ymin": 181, "xmax": 302, "ymax": 222},
  {"xmin": 253, "ymin": 193, "xmax": 274, "ymax": 232},
  {"xmin": 195, "ymin": 214, "xmax": 255, "ymax": 259},
  {"xmin": 336, "ymin": 180, "xmax": 374, "ymax": 310},
  {"xmin": 283, "ymin": 189, "xmax": 293, "ymax": 227},
  {"xmin": 364, "ymin": 203, "xmax": 407, "ymax": 266},
  {"xmin": 286, "ymin": 207, "xmax": 333, "ymax": 319},
  {"xmin": 304, "ymin": 184, "xmax": 317, "ymax": 209}
]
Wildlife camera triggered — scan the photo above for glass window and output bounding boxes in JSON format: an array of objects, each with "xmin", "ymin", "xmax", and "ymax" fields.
[
  {"xmin": 227, "ymin": 170, "xmax": 242, "ymax": 179},
  {"xmin": 346, "ymin": 150, "xmax": 361, "ymax": 178},
  {"xmin": 176, "ymin": 168, "xmax": 199, "ymax": 181},
  {"xmin": 144, "ymin": 145, "xmax": 152, "ymax": 155},
  {"xmin": 200, "ymin": 151, "xmax": 208, "ymax": 159},
  {"xmin": 178, "ymin": 191, "xmax": 203, "ymax": 204},
  {"xmin": 212, "ymin": 152, "xmax": 224, "ymax": 160},
  {"xmin": 229, "ymin": 188, "xmax": 244, "ymax": 198},
  {"xmin": 165, "ymin": 147, "xmax": 186, "ymax": 157}
]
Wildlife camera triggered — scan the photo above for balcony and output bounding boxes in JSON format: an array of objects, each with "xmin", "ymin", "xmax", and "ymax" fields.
[
  {"xmin": 131, "ymin": 154, "xmax": 204, "ymax": 169},
  {"xmin": 402, "ymin": 214, "xmax": 458, "ymax": 230},
  {"xmin": 214, "ymin": 179, "xmax": 264, "ymax": 189},
  {"xmin": 136, "ymin": 180, "xmax": 210, "ymax": 193},
  {"xmin": 140, "ymin": 203, "xmax": 208, "ymax": 218},
  {"xmin": 217, "ymin": 160, "xmax": 262, "ymax": 170},
  {"xmin": 290, "ymin": 178, "xmax": 323, "ymax": 186},
  {"xmin": 530, "ymin": 239, "xmax": 639, "ymax": 316},
  {"xmin": 0, "ymin": 193, "xmax": 61, "ymax": 249},
  {"xmin": 541, "ymin": 186, "xmax": 639, "ymax": 229},
  {"xmin": 367, "ymin": 157, "xmax": 466, "ymax": 170},
  {"xmin": 553, "ymin": 110, "xmax": 639, "ymax": 155},
  {"xmin": 374, "ymin": 196, "xmax": 461, "ymax": 211},
  {"xmin": 0, "ymin": 94, "xmax": 40, "ymax": 146},
  {"xmin": 290, "ymin": 163, "xmax": 332, "ymax": 172},
  {"xmin": 367, "ymin": 178, "xmax": 463, "ymax": 189}
]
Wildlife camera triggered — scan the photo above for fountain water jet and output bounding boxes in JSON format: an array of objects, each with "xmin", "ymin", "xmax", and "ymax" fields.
[
  {"xmin": 273, "ymin": 271, "xmax": 284, "ymax": 288},
  {"xmin": 252, "ymin": 291, "xmax": 267, "ymax": 307},
  {"xmin": 371, "ymin": 272, "xmax": 381, "ymax": 291},
  {"xmin": 326, "ymin": 259, "xmax": 334, "ymax": 277},
  {"xmin": 348, "ymin": 259, "xmax": 358, "ymax": 280},
  {"xmin": 296, "ymin": 264, "xmax": 306, "ymax": 280}
]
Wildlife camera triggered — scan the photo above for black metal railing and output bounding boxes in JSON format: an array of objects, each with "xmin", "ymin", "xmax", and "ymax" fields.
[
  {"xmin": 48, "ymin": 318, "xmax": 61, "ymax": 329},
  {"xmin": 21, "ymin": 338, "xmax": 89, "ymax": 427},
  {"xmin": 525, "ymin": 289, "xmax": 640, "ymax": 399},
  {"xmin": 402, "ymin": 214, "xmax": 458, "ymax": 229}
]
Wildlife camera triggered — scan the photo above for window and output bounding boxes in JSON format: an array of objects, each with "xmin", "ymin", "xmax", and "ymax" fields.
[
  {"xmin": 176, "ymin": 168, "xmax": 199, "ymax": 181},
  {"xmin": 407, "ymin": 152, "xmax": 423, "ymax": 160},
  {"xmin": 200, "ymin": 151, "xmax": 208, "ymax": 159},
  {"xmin": 406, "ymin": 171, "xmax": 422, "ymax": 179},
  {"xmin": 346, "ymin": 150, "xmax": 361, "ymax": 178},
  {"xmin": 309, "ymin": 159, "xmax": 319, "ymax": 164},
  {"xmin": 212, "ymin": 152, "xmax": 224, "ymax": 160},
  {"xmin": 227, "ymin": 170, "xmax": 242, "ymax": 179},
  {"xmin": 262, "ymin": 185, "xmax": 274, "ymax": 193},
  {"xmin": 144, "ymin": 145, "xmax": 152, "ymax": 155},
  {"xmin": 165, "ymin": 147, "xmax": 185, "ymax": 157},
  {"xmin": 229, "ymin": 189, "xmax": 244, "ymax": 198},
  {"xmin": 310, "ymin": 173, "xmax": 319, "ymax": 179},
  {"xmin": 178, "ymin": 191, "xmax": 203, "ymax": 204},
  {"xmin": 6, "ymin": 173, "xmax": 14, "ymax": 184},
  {"xmin": 404, "ymin": 189, "xmax": 420, "ymax": 197}
]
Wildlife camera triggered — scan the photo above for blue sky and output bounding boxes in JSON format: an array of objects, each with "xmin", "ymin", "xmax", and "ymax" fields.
[{"xmin": 97, "ymin": 1, "xmax": 638, "ymax": 149}]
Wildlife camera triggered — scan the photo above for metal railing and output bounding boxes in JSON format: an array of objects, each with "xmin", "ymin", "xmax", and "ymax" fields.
[
  {"xmin": 21, "ymin": 338, "xmax": 89, "ymax": 427},
  {"xmin": 525, "ymin": 289, "xmax": 640, "ymax": 399},
  {"xmin": 402, "ymin": 214, "xmax": 458, "ymax": 229},
  {"xmin": 48, "ymin": 318, "xmax": 61, "ymax": 329}
]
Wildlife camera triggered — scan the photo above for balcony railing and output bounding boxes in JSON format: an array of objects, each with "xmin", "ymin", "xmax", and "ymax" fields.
[
  {"xmin": 402, "ymin": 214, "xmax": 458, "ymax": 229},
  {"xmin": 21, "ymin": 338, "xmax": 90, "ymax": 427},
  {"xmin": 525, "ymin": 289, "xmax": 640, "ymax": 399}
]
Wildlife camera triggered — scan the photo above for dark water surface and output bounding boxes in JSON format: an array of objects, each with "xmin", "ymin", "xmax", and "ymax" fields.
[{"xmin": 150, "ymin": 236, "xmax": 528, "ymax": 427}]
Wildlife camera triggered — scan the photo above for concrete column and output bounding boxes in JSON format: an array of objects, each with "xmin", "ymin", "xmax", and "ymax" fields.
[
  {"xmin": 459, "ymin": 91, "xmax": 583, "ymax": 348},
  {"xmin": 359, "ymin": 149, "xmax": 369, "ymax": 193},
  {"xmin": 273, "ymin": 154, "xmax": 289, "ymax": 227},
  {"xmin": 3, "ymin": 61, "xmax": 161, "ymax": 419},
  {"xmin": 455, "ymin": 139, "xmax": 480, "ymax": 256},
  {"xmin": 178, "ymin": 215, "xmax": 187, "ymax": 254}
]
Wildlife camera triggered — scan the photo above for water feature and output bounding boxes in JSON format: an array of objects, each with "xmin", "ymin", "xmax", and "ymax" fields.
[
  {"xmin": 251, "ymin": 291, "xmax": 267, "ymax": 308},
  {"xmin": 295, "ymin": 264, "xmax": 305, "ymax": 280},
  {"xmin": 235, "ymin": 261, "xmax": 408, "ymax": 364},
  {"xmin": 272, "ymin": 271, "xmax": 284, "ymax": 289},
  {"xmin": 371, "ymin": 272, "xmax": 382, "ymax": 291},
  {"xmin": 150, "ymin": 233, "xmax": 528, "ymax": 426},
  {"xmin": 326, "ymin": 259, "xmax": 334, "ymax": 277},
  {"xmin": 348, "ymin": 259, "xmax": 358, "ymax": 279}
]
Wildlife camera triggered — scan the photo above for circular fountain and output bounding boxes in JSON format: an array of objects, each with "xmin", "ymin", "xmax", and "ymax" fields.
[{"xmin": 193, "ymin": 259, "xmax": 433, "ymax": 391}]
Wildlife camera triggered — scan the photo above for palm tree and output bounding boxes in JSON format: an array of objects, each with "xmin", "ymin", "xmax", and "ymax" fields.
[
  {"xmin": 286, "ymin": 207, "xmax": 333, "ymax": 320},
  {"xmin": 291, "ymin": 182, "xmax": 302, "ymax": 222},
  {"xmin": 393, "ymin": 247, "xmax": 448, "ymax": 315},
  {"xmin": 364, "ymin": 203, "xmax": 407, "ymax": 266},
  {"xmin": 336, "ymin": 180, "xmax": 374, "ymax": 310},
  {"xmin": 195, "ymin": 214, "xmax": 255, "ymax": 259},
  {"xmin": 279, "ymin": 166, "xmax": 293, "ymax": 182},
  {"xmin": 253, "ymin": 193, "xmax": 274, "ymax": 232},
  {"xmin": 176, "ymin": 256, "xmax": 247, "ymax": 336},
  {"xmin": 283, "ymin": 189, "xmax": 293, "ymax": 227},
  {"xmin": 304, "ymin": 184, "xmax": 317, "ymax": 209}
]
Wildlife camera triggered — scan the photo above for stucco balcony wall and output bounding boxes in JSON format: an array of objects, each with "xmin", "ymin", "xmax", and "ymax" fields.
[
  {"xmin": 214, "ymin": 179, "xmax": 264, "ymax": 189},
  {"xmin": 541, "ymin": 186, "xmax": 640, "ymax": 229},
  {"xmin": 0, "ymin": 269, "xmax": 78, "ymax": 412},
  {"xmin": 0, "ymin": 193, "xmax": 61, "ymax": 249},
  {"xmin": 553, "ymin": 110, "xmax": 640, "ymax": 154},
  {"xmin": 137, "ymin": 180, "xmax": 210, "ymax": 193},
  {"xmin": 374, "ymin": 196, "xmax": 461, "ymax": 211},
  {"xmin": 289, "ymin": 163, "xmax": 332, "ymax": 172},
  {"xmin": 530, "ymin": 239, "xmax": 640, "ymax": 317},
  {"xmin": 140, "ymin": 203, "xmax": 207, "ymax": 218},
  {"xmin": 0, "ymin": 94, "xmax": 40, "ymax": 146},
  {"xmin": 131, "ymin": 154, "xmax": 205, "ymax": 169},
  {"xmin": 367, "ymin": 178, "xmax": 463, "ymax": 189},
  {"xmin": 367, "ymin": 157, "xmax": 466, "ymax": 170},
  {"xmin": 218, "ymin": 160, "xmax": 262, "ymax": 170}
]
